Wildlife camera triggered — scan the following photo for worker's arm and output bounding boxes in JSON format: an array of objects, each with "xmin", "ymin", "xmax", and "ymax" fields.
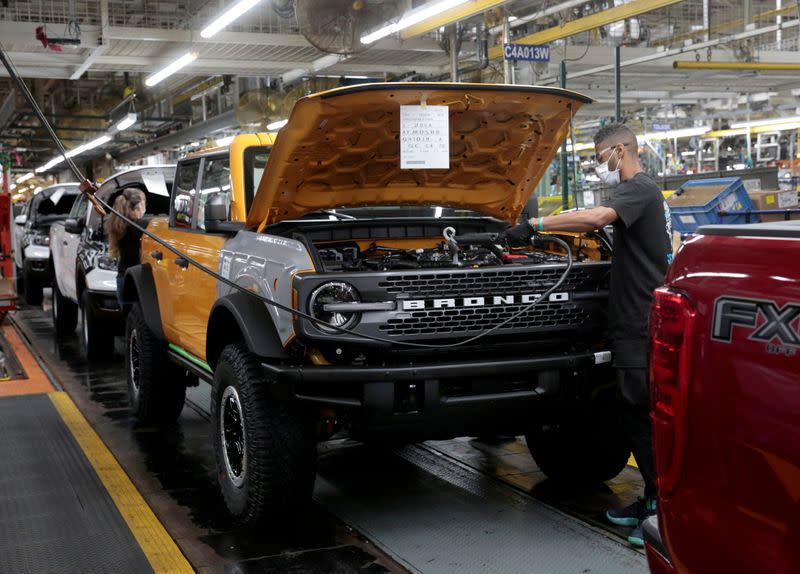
[
  {"xmin": 503, "ymin": 206, "xmax": 618, "ymax": 246},
  {"xmin": 532, "ymin": 206, "xmax": 618, "ymax": 232}
]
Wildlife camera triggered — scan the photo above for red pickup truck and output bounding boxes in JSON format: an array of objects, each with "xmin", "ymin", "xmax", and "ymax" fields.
[{"xmin": 644, "ymin": 221, "xmax": 800, "ymax": 574}]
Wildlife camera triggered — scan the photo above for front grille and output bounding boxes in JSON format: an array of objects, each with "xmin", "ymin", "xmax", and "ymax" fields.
[
  {"xmin": 377, "ymin": 267, "xmax": 594, "ymax": 298},
  {"xmin": 379, "ymin": 302, "xmax": 588, "ymax": 337}
]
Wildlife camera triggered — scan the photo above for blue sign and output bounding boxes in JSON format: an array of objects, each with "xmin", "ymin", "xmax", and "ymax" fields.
[{"xmin": 503, "ymin": 43, "xmax": 550, "ymax": 62}]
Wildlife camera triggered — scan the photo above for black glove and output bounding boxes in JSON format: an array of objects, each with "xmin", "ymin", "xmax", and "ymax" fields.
[{"xmin": 503, "ymin": 221, "xmax": 536, "ymax": 247}]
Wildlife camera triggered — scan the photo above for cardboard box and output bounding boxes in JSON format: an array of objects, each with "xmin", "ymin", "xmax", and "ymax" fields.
[{"xmin": 748, "ymin": 190, "xmax": 799, "ymax": 222}]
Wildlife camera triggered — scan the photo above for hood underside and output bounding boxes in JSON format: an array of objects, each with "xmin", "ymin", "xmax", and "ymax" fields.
[{"xmin": 248, "ymin": 83, "xmax": 593, "ymax": 228}]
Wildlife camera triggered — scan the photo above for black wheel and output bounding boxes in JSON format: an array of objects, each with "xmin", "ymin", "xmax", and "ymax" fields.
[
  {"xmin": 81, "ymin": 290, "xmax": 115, "ymax": 361},
  {"xmin": 125, "ymin": 302, "xmax": 188, "ymax": 425},
  {"xmin": 211, "ymin": 343, "xmax": 317, "ymax": 526},
  {"xmin": 52, "ymin": 279, "xmax": 78, "ymax": 335},
  {"xmin": 525, "ymin": 412, "xmax": 631, "ymax": 485},
  {"xmin": 23, "ymin": 267, "xmax": 43, "ymax": 306}
]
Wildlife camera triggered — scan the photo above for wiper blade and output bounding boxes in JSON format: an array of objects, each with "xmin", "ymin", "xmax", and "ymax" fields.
[{"xmin": 305, "ymin": 209, "xmax": 357, "ymax": 220}]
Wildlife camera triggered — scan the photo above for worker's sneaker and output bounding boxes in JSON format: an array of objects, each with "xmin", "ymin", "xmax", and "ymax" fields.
[
  {"xmin": 627, "ymin": 523, "xmax": 645, "ymax": 548},
  {"xmin": 605, "ymin": 497, "xmax": 656, "ymax": 527}
]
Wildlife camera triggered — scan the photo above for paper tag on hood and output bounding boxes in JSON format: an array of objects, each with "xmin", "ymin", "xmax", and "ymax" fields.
[{"xmin": 400, "ymin": 105, "xmax": 449, "ymax": 169}]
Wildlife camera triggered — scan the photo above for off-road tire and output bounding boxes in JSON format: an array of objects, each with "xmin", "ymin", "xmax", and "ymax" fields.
[
  {"xmin": 81, "ymin": 290, "xmax": 115, "ymax": 361},
  {"xmin": 211, "ymin": 343, "xmax": 317, "ymax": 526},
  {"xmin": 23, "ymin": 267, "xmax": 43, "ymax": 306},
  {"xmin": 52, "ymin": 278, "xmax": 78, "ymax": 335},
  {"xmin": 125, "ymin": 302, "xmax": 188, "ymax": 425},
  {"xmin": 526, "ymin": 415, "xmax": 631, "ymax": 485}
]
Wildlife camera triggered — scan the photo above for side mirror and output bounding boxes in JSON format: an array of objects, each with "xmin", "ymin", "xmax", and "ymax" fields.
[
  {"xmin": 64, "ymin": 218, "xmax": 84, "ymax": 234},
  {"xmin": 204, "ymin": 193, "xmax": 228, "ymax": 222},
  {"xmin": 14, "ymin": 214, "xmax": 26, "ymax": 226}
]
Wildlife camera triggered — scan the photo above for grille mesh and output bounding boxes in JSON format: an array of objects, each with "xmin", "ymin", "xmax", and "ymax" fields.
[
  {"xmin": 379, "ymin": 303, "xmax": 588, "ymax": 337},
  {"xmin": 378, "ymin": 267, "xmax": 593, "ymax": 298}
]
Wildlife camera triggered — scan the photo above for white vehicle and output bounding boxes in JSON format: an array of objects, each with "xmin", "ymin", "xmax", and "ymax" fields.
[
  {"xmin": 49, "ymin": 166, "xmax": 174, "ymax": 359},
  {"xmin": 13, "ymin": 183, "xmax": 80, "ymax": 305}
]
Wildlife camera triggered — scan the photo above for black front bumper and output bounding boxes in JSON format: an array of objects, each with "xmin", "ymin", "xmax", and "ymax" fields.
[
  {"xmin": 23, "ymin": 258, "xmax": 51, "ymax": 281},
  {"xmin": 84, "ymin": 289, "xmax": 122, "ymax": 323},
  {"xmin": 264, "ymin": 350, "xmax": 611, "ymax": 438}
]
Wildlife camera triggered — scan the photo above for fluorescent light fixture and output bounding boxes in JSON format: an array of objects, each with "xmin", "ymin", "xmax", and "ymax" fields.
[
  {"xmin": 731, "ymin": 115, "xmax": 800, "ymax": 129},
  {"xmin": 361, "ymin": 0, "xmax": 470, "ymax": 44},
  {"xmin": 145, "ymin": 52, "xmax": 198, "ymax": 87},
  {"xmin": 16, "ymin": 172, "xmax": 34, "ymax": 183},
  {"xmin": 33, "ymin": 186, "xmax": 43, "ymax": 193},
  {"xmin": 115, "ymin": 112, "xmax": 137, "ymax": 131},
  {"xmin": 9, "ymin": 183, "xmax": 16, "ymax": 191},
  {"xmin": 282, "ymin": 54, "xmax": 346, "ymax": 85},
  {"xmin": 36, "ymin": 134, "xmax": 111, "ymax": 174},
  {"xmin": 644, "ymin": 126, "xmax": 711, "ymax": 140},
  {"xmin": 267, "ymin": 119, "xmax": 288, "ymax": 131},
  {"xmin": 508, "ymin": 16, "xmax": 518, "ymax": 22},
  {"xmin": 201, "ymin": 0, "xmax": 261, "ymax": 38},
  {"xmin": 215, "ymin": 135, "xmax": 236, "ymax": 146},
  {"xmin": 564, "ymin": 142, "xmax": 595, "ymax": 152},
  {"xmin": 188, "ymin": 141, "xmax": 201, "ymax": 147}
]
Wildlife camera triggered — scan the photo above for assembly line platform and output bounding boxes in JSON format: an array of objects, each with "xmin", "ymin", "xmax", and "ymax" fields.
[{"xmin": 0, "ymin": 301, "xmax": 649, "ymax": 574}]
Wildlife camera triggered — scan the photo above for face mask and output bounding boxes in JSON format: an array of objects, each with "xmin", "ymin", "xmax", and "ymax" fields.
[{"xmin": 596, "ymin": 147, "xmax": 621, "ymax": 186}]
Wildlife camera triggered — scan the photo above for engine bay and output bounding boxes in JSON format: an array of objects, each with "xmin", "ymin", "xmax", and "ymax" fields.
[{"xmin": 314, "ymin": 227, "xmax": 602, "ymax": 272}]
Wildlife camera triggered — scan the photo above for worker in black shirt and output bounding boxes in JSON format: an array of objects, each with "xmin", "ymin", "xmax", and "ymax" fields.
[
  {"xmin": 106, "ymin": 188, "xmax": 147, "ymax": 307},
  {"xmin": 505, "ymin": 123, "xmax": 672, "ymax": 547}
]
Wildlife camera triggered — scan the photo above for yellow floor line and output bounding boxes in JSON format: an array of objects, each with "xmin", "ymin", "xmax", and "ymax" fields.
[{"xmin": 49, "ymin": 391, "xmax": 194, "ymax": 574}]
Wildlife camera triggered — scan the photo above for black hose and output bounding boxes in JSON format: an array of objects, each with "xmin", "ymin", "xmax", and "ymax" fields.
[{"xmin": 108, "ymin": 203, "xmax": 574, "ymax": 349}]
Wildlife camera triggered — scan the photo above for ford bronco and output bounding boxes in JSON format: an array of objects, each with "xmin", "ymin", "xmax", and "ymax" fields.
[{"xmin": 123, "ymin": 83, "xmax": 628, "ymax": 525}]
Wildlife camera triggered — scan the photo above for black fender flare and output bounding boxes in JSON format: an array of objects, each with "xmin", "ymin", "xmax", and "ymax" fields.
[
  {"xmin": 122, "ymin": 264, "xmax": 166, "ymax": 341},
  {"xmin": 206, "ymin": 290, "xmax": 289, "ymax": 369}
]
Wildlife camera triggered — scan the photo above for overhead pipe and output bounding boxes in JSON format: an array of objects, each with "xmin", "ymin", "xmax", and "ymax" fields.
[
  {"xmin": 673, "ymin": 60, "xmax": 800, "ymax": 70},
  {"xmin": 432, "ymin": 23, "xmax": 489, "ymax": 81}
]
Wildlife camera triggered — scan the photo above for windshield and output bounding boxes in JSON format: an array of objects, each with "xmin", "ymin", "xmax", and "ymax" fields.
[
  {"xmin": 87, "ymin": 167, "xmax": 174, "ymax": 242},
  {"xmin": 31, "ymin": 186, "xmax": 80, "ymax": 224}
]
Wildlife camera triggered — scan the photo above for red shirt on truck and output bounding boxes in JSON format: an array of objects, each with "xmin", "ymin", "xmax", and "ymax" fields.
[{"xmin": 645, "ymin": 220, "xmax": 800, "ymax": 574}]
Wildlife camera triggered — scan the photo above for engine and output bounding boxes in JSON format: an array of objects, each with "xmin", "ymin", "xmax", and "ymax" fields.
[{"xmin": 316, "ymin": 228, "xmax": 569, "ymax": 272}]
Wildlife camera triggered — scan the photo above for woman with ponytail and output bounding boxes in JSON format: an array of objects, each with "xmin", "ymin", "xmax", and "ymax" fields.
[{"xmin": 105, "ymin": 188, "xmax": 147, "ymax": 305}]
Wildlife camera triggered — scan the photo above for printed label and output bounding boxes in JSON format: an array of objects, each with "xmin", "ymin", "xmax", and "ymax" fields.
[{"xmin": 400, "ymin": 105, "xmax": 450, "ymax": 169}]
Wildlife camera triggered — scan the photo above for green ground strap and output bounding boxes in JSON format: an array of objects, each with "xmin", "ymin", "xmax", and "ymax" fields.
[{"xmin": 168, "ymin": 344, "xmax": 212, "ymax": 373}]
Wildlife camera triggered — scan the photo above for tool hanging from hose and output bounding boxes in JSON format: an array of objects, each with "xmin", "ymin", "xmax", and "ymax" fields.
[{"xmin": 0, "ymin": 43, "xmax": 576, "ymax": 350}]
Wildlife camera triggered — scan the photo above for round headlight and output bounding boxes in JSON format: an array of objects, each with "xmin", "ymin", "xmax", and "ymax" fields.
[{"xmin": 309, "ymin": 281, "xmax": 360, "ymax": 333}]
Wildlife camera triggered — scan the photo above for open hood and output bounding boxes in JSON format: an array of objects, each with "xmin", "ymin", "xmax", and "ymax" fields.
[{"xmin": 248, "ymin": 83, "xmax": 592, "ymax": 228}]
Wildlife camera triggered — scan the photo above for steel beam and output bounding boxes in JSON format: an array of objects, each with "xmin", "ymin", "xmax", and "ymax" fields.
[
  {"xmin": 535, "ymin": 19, "xmax": 800, "ymax": 85},
  {"xmin": 488, "ymin": 0, "xmax": 686, "ymax": 60},
  {"xmin": 400, "ymin": 0, "xmax": 512, "ymax": 39},
  {"xmin": 673, "ymin": 61, "xmax": 800, "ymax": 70}
]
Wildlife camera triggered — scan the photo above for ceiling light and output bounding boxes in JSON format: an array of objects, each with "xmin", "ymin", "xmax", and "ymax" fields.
[
  {"xmin": 36, "ymin": 134, "xmax": 112, "ymax": 174},
  {"xmin": 267, "ymin": 119, "xmax": 288, "ymax": 131},
  {"xmin": 9, "ymin": 183, "xmax": 16, "ymax": 191},
  {"xmin": 731, "ymin": 115, "xmax": 800, "ymax": 129},
  {"xmin": 16, "ymin": 172, "xmax": 34, "ymax": 183},
  {"xmin": 361, "ymin": 0, "xmax": 470, "ymax": 44},
  {"xmin": 115, "ymin": 112, "xmax": 137, "ymax": 131},
  {"xmin": 644, "ymin": 126, "xmax": 711, "ymax": 140},
  {"xmin": 33, "ymin": 186, "xmax": 43, "ymax": 193},
  {"xmin": 215, "ymin": 135, "xmax": 236, "ymax": 146},
  {"xmin": 145, "ymin": 52, "xmax": 198, "ymax": 87},
  {"xmin": 201, "ymin": 0, "xmax": 261, "ymax": 38}
]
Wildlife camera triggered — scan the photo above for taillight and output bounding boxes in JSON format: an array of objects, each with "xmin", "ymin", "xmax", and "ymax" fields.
[{"xmin": 649, "ymin": 288, "xmax": 695, "ymax": 495}]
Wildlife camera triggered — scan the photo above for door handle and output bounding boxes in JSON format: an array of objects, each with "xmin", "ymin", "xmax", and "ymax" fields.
[
  {"xmin": 174, "ymin": 257, "xmax": 189, "ymax": 269},
  {"xmin": 150, "ymin": 250, "xmax": 163, "ymax": 261}
]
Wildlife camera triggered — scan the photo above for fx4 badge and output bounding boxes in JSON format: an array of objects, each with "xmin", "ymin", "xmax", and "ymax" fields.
[{"xmin": 712, "ymin": 296, "xmax": 800, "ymax": 357}]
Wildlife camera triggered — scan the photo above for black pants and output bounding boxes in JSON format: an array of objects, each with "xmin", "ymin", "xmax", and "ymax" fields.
[{"xmin": 617, "ymin": 368, "xmax": 657, "ymax": 499}]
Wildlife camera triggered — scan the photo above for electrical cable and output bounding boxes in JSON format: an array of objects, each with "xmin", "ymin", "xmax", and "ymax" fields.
[{"xmin": 0, "ymin": 43, "xmax": 577, "ymax": 350}]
